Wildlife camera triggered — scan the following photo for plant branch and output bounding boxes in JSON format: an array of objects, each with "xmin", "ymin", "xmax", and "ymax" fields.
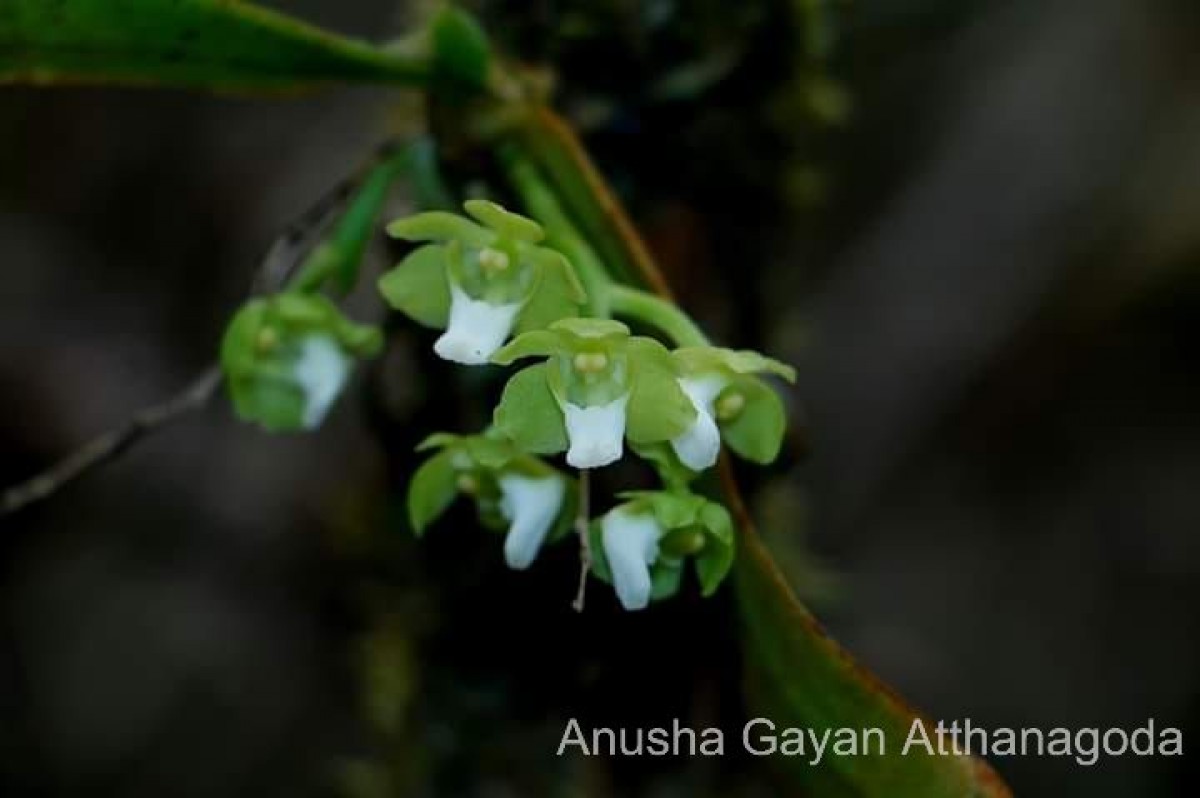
[
  {"xmin": 2, "ymin": 367, "xmax": 222, "ymax": 516},
  {"xmin": 1, "ymin": 143, "xmax": 404, "ymax": 517}
]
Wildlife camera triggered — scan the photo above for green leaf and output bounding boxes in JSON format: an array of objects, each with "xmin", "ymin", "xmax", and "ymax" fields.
[
  {"xmin": 0, "ymin": 0, "xmax": 432, "ymax": 91},
  {"xmin": 736, "ymin": 525, "xmax": 1009, "ymax": 796},
  {"xmin": 386, "ymin": 211, "xmax": 493, "ymax": 246},
  {"xmin": 407, "ymin": 449, "xmax": 460, "ymax": 535},
  {"xmin": 291, "ymin": 151, "xmax": 407, "ymax": 294},
  {"xmin": 626, "ymin": 361, "xmax": 695, "ymax": 444},
  {"xmin": 493, "ymin": 364, "xmax": 568, "ymax": 454},
  {"xmin": 378, "ymin": 244, "xmax": 451, "ymax": 329},
  {"xmin": 430, "ymin": 5, "xmax": 491, "ymax": 91},
  {"xmin": 721, "ymin": 377, "xmax": 787, "ymax": 464}
]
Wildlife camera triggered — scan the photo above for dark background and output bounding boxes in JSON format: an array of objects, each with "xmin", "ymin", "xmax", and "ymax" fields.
[{"xmin": 2, "ymin": 0, "xmax": 1199, "ymax": 795}]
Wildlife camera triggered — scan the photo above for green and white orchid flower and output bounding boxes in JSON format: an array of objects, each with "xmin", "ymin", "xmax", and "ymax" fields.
[
  {"xmin": 490, "ymin": 318, "xmax": 698, "ymax": 469},
  {"xmin": 220, "ymin": 293, "xmax": 381, "ymax": 432},
  {"xmin": 407, "ymin": 433, "xmax": 575, "ymax": 570},
  {"xmin": 590, "ymin": 491, "xmax": 735, "ymax": 611},
  {"xmin": 379, "ymin": 200, "xmax": 586, "ymax": 365},
  {"xmin": 668, "ymin": 347, "xmax": 796, "ymax": 470}
]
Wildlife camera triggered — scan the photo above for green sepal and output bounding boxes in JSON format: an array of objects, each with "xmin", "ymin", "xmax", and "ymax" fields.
[
  {"xmin": 629, "ymin": 441, "xmax": 698, "ymax": 488},
  {"xmin": 464, "ymin": 199, "xmax": 544, "ymax": 242},
  {"xmin": 491, "ymin": 329, "xmax": 570, "ymax": 365},
  {"xmin": 407, "ymin": 449, "xmax": 460, "ymax": 536},
  {"xmin": 720, "ymin": 376, "xmax": 787, "ymax": 464},
  {"xmin": 378, "ymin": 244, "xmax": 452, "ymax": 328},
  {"xmin": 430, "ymin": 6, "xmax": 492, "ymax": 90},
  {"xmin": 626, "ymin": 356, "xmax": 695, "ymax": 444},
  {"xmin": 551, "ymin": 317, "xmax": 629, "ymax": 342},
  {"xmin": 386, "ymin": 211, "xmax": 492, "ymax": 246},
  {"xmin": 493, "ymin": 364, "xmax": 569, "ymax": 454},
  {"xmin": 673, "ymin": 346, "xmax": 796, "ymax": 383},
  {"xmin": 694, "ymin": 502, "xmax": 735, "ymax": 595},
  {"xmin": 514, "ymin": 250, "xmax": 587, "ymax": 334}
]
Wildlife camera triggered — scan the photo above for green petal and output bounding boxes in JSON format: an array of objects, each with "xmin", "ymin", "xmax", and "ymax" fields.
[
  {"xmin": 407, "ymin": 449, "xmax": 461, "ymax": 536},
  {"xmin": 462, "ymin": 435, "xmax": 517, "ymax": 470},
  {"xmin": 219, "ymin": 299, "xmax": 269, "ymax": 376},
  {"xmin": 721, "ymin": 376, "xmax": 788, "ymax": 464},
  {"xmin": 696, "ymin": 539, "xmax": 733, "ymax": 596},
  {"xmin": 547, "ymin": 475, "xmax": 579, "ymax": 543},
  {"xmin": 415, "ymin": 432, "xmax": 461, "ymax": 452},
  {"xmin": 650, "ymin": 561, "xmax": 685, "ymax": 601},
  {"xmin": 386, "ymin": 211, "xmax": 493, "ymax": 247},
  {"xmin": 587, "ymin": 520, "xmax": 611, "ymax": 582},
  {"xmin": 229, "ymin": 374, "xmax": 306, "ymax": 432},
  {"xmin": 377, "ymin": 244, "xmax": 451, "ymax": 328},
  {"xmin": 515, "ymin": 252, "xmax": 587, "ymax": 334},
  {"xmin": 674, "ymin": 346, "xmax": 796, "ymax": 382},
  {"xmin": 463, "ymin": 199, "xmax": 544, "ymax": 242},
  {"xmin": 525, "ymin": 248, "xmax": 586, "ymax": 303},
  {"xmin": 332, "ymin": 318, "xmax": 383, "ymax": 357},
  {"xmin": 491, "ymin": 329, "xmax": 569, "ymax": 364},
  {"xmin": 643, "ymin": 491, "xmax": 707, "ymax": 530},
  {"xmin": 550, "ymin": 317, "xmax": 629, "ymax": 341},
  {"xmin": 626, "ymin": 361, "xmax": 696, "ymax": 445},
  {"xmin": 695, "ymin": 502, "xmax": 735, "ymax": 595},
  {"xmin": 271, "ymin": 292, "xmax": 334, "ymax": 326},
  {"xmin": 493, "ymin": 363, "xmax": 568, "ymax": 454},
  {"xmin": 629, "ymin": 442, "xmax": 698, "ymax": 488}
]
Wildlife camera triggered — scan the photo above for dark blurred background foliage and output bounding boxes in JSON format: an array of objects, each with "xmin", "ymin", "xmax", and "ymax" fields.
[{"xmin": 2, "ymin": 0, "xmax": 1199, "ymax": 795}]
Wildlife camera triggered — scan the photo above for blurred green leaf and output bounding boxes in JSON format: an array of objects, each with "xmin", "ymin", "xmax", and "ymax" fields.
[
  {"xmin": 0, "ymin": 0, "xmax": 430, "ymax": 90},
  {"xmin": 735, "ymin": 524, "xmax": 1010, "ymax": 797}
]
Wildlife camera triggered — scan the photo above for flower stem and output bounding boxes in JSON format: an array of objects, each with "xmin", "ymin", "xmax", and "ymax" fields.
[
  {"xmin": 608, "ymin": 284, "xmax": 710, "ymax": 347},
  {"xmin": 572, "ymin": 467, "xmax": 592, "ymax": 613}
]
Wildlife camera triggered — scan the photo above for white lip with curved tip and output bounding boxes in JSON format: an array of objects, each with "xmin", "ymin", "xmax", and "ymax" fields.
[
  {"xmin": 670, "ymin": 375, "xmax": 728, "ymax": 471},
  {"xmin": 292, "ymin": 334, "xmax": 352, "ymax": 429},
  {"xmin": 434, "ymin": 284, "xmax": 522, "ymax": 365},
  {"xmin": 563, "ymin": 394, "xmax": 629, "ymax": 469},
  {"xmin": 498, "ymin": 472, "xmax": 566, "ymax": 570},
  {"xmin": 601, "ymin": 507, "xmax": 662, "ymax": 611}
]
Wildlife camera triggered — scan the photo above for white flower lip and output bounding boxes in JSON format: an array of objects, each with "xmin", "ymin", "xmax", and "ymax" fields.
[
  {"xmin": 602, "ymin": 507, "xmax": 662, "ymax": 611},
  {"xmin": 498, "ymin": 472, "xmax": 566, "ymax": 570},
  {"xmin": 670, "ymin": 375, "xmax": 728, "ymax": 471},
  {"xmin": 291, "ymin": 334, "xmax": 351, "ymax": 429},
  {"xmin": 434, "ymin": 284, "xmax": 522, "ymax": 365},
  {"xmin": 563, "ymin": 394, "xmax": 629, "ymax": 469}
]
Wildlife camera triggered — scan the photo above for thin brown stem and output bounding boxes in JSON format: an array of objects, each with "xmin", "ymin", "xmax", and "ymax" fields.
[
  {"xmin": 571, "ymin": 467, "xmax": 592, "ymax": 612},
  {"xmin": 2, "ymin": 368, "xmax": 222, "ymax": 515}
]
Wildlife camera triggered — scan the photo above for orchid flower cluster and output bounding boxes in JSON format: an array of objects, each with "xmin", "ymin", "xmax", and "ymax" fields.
[
  {"xmin": 378, "ymin": 200, "xmax": 794, "ymax": 611},
  {"xmin": 219, "ymin": 199, "xmax": 793, "ymax": 610}
]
